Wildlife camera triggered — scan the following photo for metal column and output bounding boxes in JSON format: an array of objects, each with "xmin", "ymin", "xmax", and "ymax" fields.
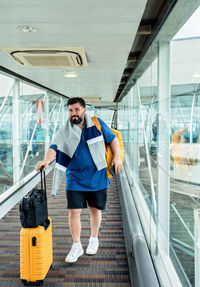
[
  {"xmin": 12, "ymin": 79, "xmax": 21, "ymax": 184},
  {"xmin": 156, "ymin": 41, "xmax": 171, "ymax": 255}
]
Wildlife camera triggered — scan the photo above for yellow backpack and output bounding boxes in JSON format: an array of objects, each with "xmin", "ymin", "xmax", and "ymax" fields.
[{"xmin": 92, "ymin": 116, "xmax": 124, "ymax": 178}]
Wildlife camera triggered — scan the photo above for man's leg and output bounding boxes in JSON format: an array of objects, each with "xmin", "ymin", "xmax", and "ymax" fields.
[
  {"xmin": 65, "ymin": 208, "xmax": 84, "ymax": 263},
  {"xmin": 86, "ymin": 207, "xmax": 101, "ymax": 255},
  {"xmin": 86, "ymin": 189, "xmax": 107, "ymax": 255},
  {"xmin": 89, "ymin": 207, "xmax": 102, "ymax": 237},
  {"xmin": 69, "ymin": 209, "xmax": 82, "ymax": 242}
]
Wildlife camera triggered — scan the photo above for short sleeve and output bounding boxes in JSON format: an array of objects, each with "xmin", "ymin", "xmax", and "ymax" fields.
[
  {"xmin": 49, "ymin": 144, "xmax": 57, "ymax": 152},
  {"xmin": 97, "ymin": 117, "xmax": 116, "ymax": 144}
]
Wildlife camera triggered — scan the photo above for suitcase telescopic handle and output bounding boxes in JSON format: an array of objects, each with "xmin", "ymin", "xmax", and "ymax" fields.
[{"xmin": 39, "ymin": 166, "xmax": 47, "ymax": 198}]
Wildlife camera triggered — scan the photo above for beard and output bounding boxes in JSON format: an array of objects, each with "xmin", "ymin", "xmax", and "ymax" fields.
[{"xmin": 70, "ymin": 115, "xmax": 84, "ymax": 125}]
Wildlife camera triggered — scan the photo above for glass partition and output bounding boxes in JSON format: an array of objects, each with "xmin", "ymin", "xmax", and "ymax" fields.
[
  {"xmin": 0, "ymin": 73, "xmax": 14, "ymax": 194},
  {"xmin": 118, "ymin": 4, "xmax": 200, "ymax": 286},
  {"xmin": 86, "ymin": 105, "xmax": 95, "ymax": 119},
  {"xmin": 94, "ymin": 108, "xmax": 114, "ymax": 127},
  {"xmin": 118, "ymin": 47, "xmax": 158, "ymax": 253},
  {"xmin": 169, "ymin": 51, "xmax": 200, "ymax": 285},
  {"xmin": 0, "ymin": 72, "xmax": 67, "ymax": 196},
  {"xmin": 18, "ymin": 81, "xmax": 46, "ymax": 179}
]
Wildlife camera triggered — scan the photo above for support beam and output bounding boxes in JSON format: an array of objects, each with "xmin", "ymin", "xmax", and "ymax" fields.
[
  {"xmin": 12, "ymin": 79, "xmax": 21, "ymax": 184},
  {"xmin": 156, "ymin": 41, "xmax": 170, "ymax": 255},
  {"xmin": 127, "ymin": 52, "xmax": 139, "ymax": 62},
  {"xmin": 123, "ymin": 68, "xmax": 133, "ymax": 76}
]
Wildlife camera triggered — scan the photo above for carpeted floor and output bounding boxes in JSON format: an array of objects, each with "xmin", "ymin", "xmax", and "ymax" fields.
[{"xmin": 0, "ymin": 172, "xmax": 130, "ymax": 286}]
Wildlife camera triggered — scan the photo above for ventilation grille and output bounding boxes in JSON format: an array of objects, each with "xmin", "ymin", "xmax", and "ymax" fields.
[
  {"xmin": 1, "ymin": 47, "xmax": 88, "ymax": 68},
  {"xmin": 23, "ymin": 55, "xmax": 73, "ymax": 67}
]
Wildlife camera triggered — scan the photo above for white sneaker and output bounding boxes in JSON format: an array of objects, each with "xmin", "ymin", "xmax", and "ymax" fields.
[
  {"xmin": 65, "ymin": 243, "xmax": 84, "ymax": 263},
  {"xmin": 86, "ymin": 237, "xmax": 99, "ymax": 255}
]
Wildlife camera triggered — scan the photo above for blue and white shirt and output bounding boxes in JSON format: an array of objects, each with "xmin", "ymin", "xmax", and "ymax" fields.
[{"xmin": 50, "ymin": 117, "xmax": 115, "ymax": 191}]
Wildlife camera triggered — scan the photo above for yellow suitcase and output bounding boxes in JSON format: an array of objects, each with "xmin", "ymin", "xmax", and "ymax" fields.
[{"xmin": 20, "ymin": 217, "xmax": 53, "ymax": 286}]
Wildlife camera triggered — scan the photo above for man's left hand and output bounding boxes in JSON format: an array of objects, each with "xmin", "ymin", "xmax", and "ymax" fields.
[{"xmin": 112, "ymin": 156, "xmax": 123, "ymax": 174}]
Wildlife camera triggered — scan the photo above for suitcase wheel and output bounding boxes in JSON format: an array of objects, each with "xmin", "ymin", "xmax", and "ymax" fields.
[{"xmin": 21, "ymin": 279, "xmax": 43, "ymax": 286}]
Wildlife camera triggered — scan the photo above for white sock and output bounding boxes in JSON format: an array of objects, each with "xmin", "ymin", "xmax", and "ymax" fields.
[
  {"xmin": 73, "ymin": 241, "xmax": 81, "ymax": 247},
  {"xmin": 90, "ymin": 236, "xmax": 98, "ymax": 241}
]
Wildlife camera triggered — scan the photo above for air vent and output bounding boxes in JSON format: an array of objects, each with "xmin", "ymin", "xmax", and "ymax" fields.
[{"xmin": 1, "ymin": 47, "xmax": 88, "ymax": 68}]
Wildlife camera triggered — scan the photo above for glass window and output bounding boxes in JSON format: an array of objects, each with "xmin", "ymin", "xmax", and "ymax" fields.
[
  {"xmin": 170, "ymin": 5, "xmax": 200, "ymax": 286},
  {"xmin": 0, "ymin": 73, "xmax": 66, "ymax": 197},
  {"xmin": 95, "ymin": 108, "xmax": 114, "ymax": 127},
  {"xmin": 0, "ymin": 73, "xmax": 14, "ymax": 195},
  {"xmin": 118, "ymin": 45, "xmax": 158, "ymax": 252}
]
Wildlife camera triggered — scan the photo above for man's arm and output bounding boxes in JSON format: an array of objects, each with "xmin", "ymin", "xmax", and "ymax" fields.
[
  {"xmin": 110, "ymin": 137, "xmax": 123, "ymax": 174},
  {"xmin": 35, "ymin": 148, "xmax": 56, "ymax": 171}
]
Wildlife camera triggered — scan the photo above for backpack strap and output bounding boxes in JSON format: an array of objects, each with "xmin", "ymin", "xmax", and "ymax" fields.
[
  {"xmin": 91, "ymin": 116, "xmax": 102, "ymax": 133},
  {"xmin": 92, "ymin": 116, "xmax": 107, "ymax": 149}
]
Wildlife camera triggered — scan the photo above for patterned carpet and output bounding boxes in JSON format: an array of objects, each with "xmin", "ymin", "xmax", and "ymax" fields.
[{"xmin": 0, "ymin": 172, "xmax": 130, "ymax": 286}]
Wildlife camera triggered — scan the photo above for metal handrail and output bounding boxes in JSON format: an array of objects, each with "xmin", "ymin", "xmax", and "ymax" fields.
[{"xmin": 118, "ymin": 168, "xmax": 160, "ymax": 287}]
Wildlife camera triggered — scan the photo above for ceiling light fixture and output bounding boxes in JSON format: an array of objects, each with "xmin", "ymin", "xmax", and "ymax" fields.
[
  {"xmin": 64, "ymin": 70, "xmax": 77, "ymax": 78},
  {"xmin": 17, "ymin": 25, "xmax": 38, "ymax": 33},
  {"xmin": 83, "ymin": 97, "xmax": 102, "ymax": 102}
]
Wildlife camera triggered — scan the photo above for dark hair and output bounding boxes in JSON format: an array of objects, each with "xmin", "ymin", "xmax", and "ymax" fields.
[{"xmin": 67, "ymin": 97, "xmax": 86, "ymax": 108}]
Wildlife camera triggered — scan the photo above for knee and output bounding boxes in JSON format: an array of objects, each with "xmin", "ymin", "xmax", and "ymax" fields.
[
  {"xmin": 90, "ymin": 207, "xmax": 101, "ymax": 215},
  {"xmin": 69, "ymin": 209, "xmax": 82, "ymax": 217}
]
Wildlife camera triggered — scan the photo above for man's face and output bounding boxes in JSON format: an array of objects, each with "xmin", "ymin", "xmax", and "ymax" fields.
[{"xmin": 68, "ymin": 103, "xmax": 86, "ymax": 125}]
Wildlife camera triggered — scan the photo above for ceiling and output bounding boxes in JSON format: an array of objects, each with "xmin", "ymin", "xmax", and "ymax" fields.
[{"xmin": 0, "ymin": 0, "xmax": 147, "ymax": 106}]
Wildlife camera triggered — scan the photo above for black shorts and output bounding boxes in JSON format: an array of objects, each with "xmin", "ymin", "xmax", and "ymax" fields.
[{"xmin": 66, "ymin": 189, "xmax": 107, "ymax": 210}]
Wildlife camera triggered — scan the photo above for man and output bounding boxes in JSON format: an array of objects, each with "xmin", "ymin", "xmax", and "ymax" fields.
[{"xmin": 35, "ymin": 97, "xmax": 122, "ymax": 263}]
